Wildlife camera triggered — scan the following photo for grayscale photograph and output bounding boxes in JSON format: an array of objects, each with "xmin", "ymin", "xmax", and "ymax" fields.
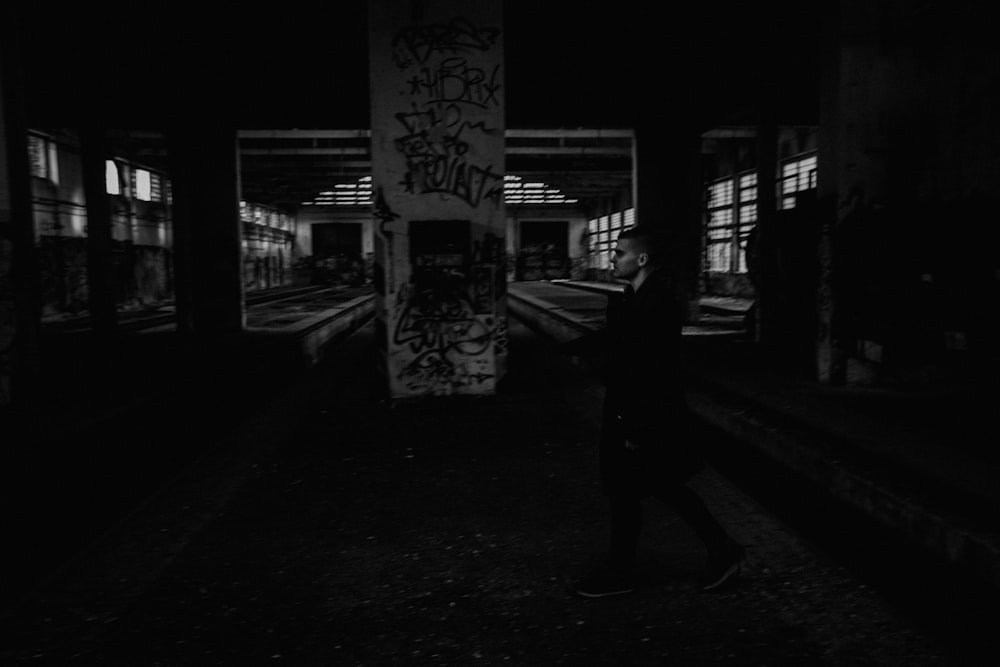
[{"xmin": 1, "ymin": 0, "xmax": 997, "ymax": 664}]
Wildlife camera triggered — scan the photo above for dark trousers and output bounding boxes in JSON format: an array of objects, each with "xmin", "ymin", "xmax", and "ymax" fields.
[{"xmin": 607, "ymin": 484, "xmax": 731, "ymax": 570}]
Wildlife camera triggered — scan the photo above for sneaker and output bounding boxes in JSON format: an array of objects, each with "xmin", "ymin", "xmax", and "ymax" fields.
[
  {"xmin": 700, "ymin": 542, "xmax": 746, "ymax": 591},
  {"xmin": 574, "ymin": 564, "xmax": 637, "ymax": 598}
]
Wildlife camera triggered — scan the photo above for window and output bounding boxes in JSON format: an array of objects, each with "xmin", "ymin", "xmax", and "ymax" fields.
[
  {"xmin": 105, "ymin": 160, "xmax": 121, "ymax": 195},
  {"xmin": 134, "ymin": 168, "xmax": 152, "ymax": 201},
  {"xmin": 130, "ymin": 167, "xmax": 164, "ymax": 202},
  {"xmin": 587, "ymin": 207, "xmax": 633, "ymax": 270},
  {"xmin": 704, "ymin": 152, "xmax": 817, "ymax": 274},
  {"xmin": 150, "ymin": 172, "xmax": 163, "ymax": 201},
  {"xmin": 705, "ymin": 177, "xmax": 739, "ymax": 272},
  {"xmin": 27, "ymin": 133, "xmax": 59, "ymax": 184},
  {"xmin": 736, "ymin": 173, "xmax": 758, "ymax": 273},
  {"xmin": 780, "ymin": 154, "xmax": 817, "ymax": 209},
  {"xmin": 705, "ymin": 171, "xmax": 759, "ymax": 274}
]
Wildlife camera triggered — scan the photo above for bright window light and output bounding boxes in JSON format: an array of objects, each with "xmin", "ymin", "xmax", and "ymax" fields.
[
  {"xmin": 47, "ymin": 140, "xmax": 59, "ymax": 185},
  {"xmin": 306, "ymin": 173, "xmax": 576, "ymax": 207},
  {"xmin": 105, "ymin": 160, "xmax": 120, "ymax": 195},
  {"xmin": 135, "ymin": 169, "xmax": 152, "ymax": 201}
]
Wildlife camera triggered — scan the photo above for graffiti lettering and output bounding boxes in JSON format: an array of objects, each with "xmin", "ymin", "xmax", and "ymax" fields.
[
  {"xmin": 392, "ymin": 18, "xmax": 500, "ymax": 68},
  {"xmin": 406, "ymin": 58, "xmax": 501, "ymax": 109},
  {"xmin": 393, "ymin": 281, "xmax": 495, "ymax": 392},
  {"xmin": 374, "ymin": 186, "xmax": 401, "ymax": 230},
  {"xmin": 394, "ymin": 286, "xmax": 491, "ymax": 357},
  {"xmin": 391, "ymin": 100, "xmax": 502, "ymax": 209},
  {"xmin": 394, "ymin": 135, "xmax": 502, "ymax": 209},
  {"xmin": 395, "ymin": 104, "xmax": 498, "ymax": 139},
  {"xmin": 398, "ymin": 350, "xmax": 495, "ymax": 392},
  {"xmin": 493, "ymin": 315, "xmax": 508, "ymax": 359}
]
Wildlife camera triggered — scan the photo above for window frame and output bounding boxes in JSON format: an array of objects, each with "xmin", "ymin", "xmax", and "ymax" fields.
[
  {"xmin": 704, "ymin": 151, "xmax": 818, "ymax": 275},
  {"xmin": 586, "ymin": 206, "xmax": 634, "ymax": 270},
  {"xmin": 27, "ymin": 132, "xmax": 60, "ymax": 185}
]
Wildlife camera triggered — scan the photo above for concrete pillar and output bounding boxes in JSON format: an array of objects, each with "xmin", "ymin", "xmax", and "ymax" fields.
[
  {"xmin": 368, "ymin": 0, "xmax": 506, "ymax": 398},
  {"xmin": 79, "ymin": 127, "xmax": 118, "ymax": 332},
  {"xmin": 0, "ymin": 8, "xmax": 40, "ymax": 413},
  {"xmin": 167, "ymin": 127, "xmax": 245, "ymax": 344},
  {"xmin": 754, "ymin": 118, "xmax": 778, "ymax": 346},
  {"xmin": 632, "ymin": 122, "xmax": 704, "ymax": 319},
  {"xmin": 815, "ymin": 0, "xmax": 846, "ymax": 385}
]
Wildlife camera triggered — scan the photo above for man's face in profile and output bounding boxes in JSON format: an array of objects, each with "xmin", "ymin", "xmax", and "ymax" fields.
[{"xmin": 610, "ymin": 237, "xmax": 644, "ymax": 281}]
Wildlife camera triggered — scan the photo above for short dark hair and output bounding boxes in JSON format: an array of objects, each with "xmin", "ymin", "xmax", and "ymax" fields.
[{"xmin": 617, "ymin": 226, "xmax": 668, "ymax": 266}]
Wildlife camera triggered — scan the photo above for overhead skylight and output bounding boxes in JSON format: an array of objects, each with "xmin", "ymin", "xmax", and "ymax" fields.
[
  {"xmin": 301, "ymin": 174, "xmax": 576, "ymax": 206},
  {"xmin": 504, "ymin": 174, "xmax": 577, "ymax": 205},
  {"xmin": 302, "ymin": 176, "xmax": 373, "ymax": 206}
]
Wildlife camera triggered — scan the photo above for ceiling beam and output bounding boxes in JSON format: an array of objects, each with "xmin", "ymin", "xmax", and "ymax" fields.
[
  {"xmin": 236, "ymin": 128, "xmax": 634, "ymax": 140},
  {"xmin": 239, "ymin": 146, "xmax": 631, "ymax": 157}
]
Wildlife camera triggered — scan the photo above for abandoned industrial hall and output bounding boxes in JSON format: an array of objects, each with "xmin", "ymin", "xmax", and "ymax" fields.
[{"xmin": 1, "ymin": 0, "xmax": 998, "ymax": 664}]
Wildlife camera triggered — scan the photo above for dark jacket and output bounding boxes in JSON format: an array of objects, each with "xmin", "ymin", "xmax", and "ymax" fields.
[
  {"xmin": 603, "ymin": 270, "xmax": 686, "ymax": 444},
  {"xmin": 596, "ymin": 270, "xmax": 703, "ymax": 494}
]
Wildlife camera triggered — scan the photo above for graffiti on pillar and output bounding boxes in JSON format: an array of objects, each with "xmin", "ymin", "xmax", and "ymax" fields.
[
  {"xmin": 374, "ymin": 186, "xmax": 401, "ymax": 295},
  {"xmin": 391, "ymin": 18, "xmax": 500, "ymax": 69},
  {"xmin": 472, "ymin": 230, "xmax": 507, "ymax": 361},
  {"xmin": 372, "ymin": 5, "xmax": 505, "ymax": 396},
  {"xmin": 472, "ymin": 231, "xmax": 508, "ymax": 364},
  {"xmin": 493, "ymin": 313, "xmax": 508, "ymax": 359},
  {"xmin": 403, "ymin": 55, "xmax": 500, "ymax": 107},
  {"xmin": 374, "ymin": 186, "xmax": 401, "ymax": 228},
  {"xmin": 393, "ymin": 105, "xmax": 503, "ymax": 209},
  {"xmin": 392, "ymin": 280, "xmax": 494, "ymax": 393},
  {"xmin": 391, "ymin": 219, "xmax": 497, "ymax": 393},
  {"xmin": 389, "ymin": 16, "xmax": 503, "ymax": 211}
]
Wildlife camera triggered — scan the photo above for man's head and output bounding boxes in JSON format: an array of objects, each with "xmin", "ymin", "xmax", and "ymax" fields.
[{"xmin": 610, "ymin": 226, "xmax": 667, "ymax": 285}]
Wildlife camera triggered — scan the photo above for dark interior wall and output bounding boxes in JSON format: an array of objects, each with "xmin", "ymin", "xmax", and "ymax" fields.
[
  {"xmin": 312, "ymin": 222, "xmax": 363, "ymax": 259},
  {"xmin": 825, "ymin": 0, "xmax": 1000, "ymax": 376},
  {"xmin": 519, "ymin": 220, "xmax": 568, "ymax": 253},
  {"xmin": 517, "ymin": 220, "xmax": 569, "ymax": 281}
]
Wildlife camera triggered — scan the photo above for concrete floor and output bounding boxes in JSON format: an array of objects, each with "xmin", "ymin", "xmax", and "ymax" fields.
[{"xmin": 2, "ymin": 317, "xmax": 979, "ymax": 666}]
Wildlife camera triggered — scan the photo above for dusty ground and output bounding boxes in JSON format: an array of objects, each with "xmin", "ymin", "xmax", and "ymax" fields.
[{"xmin": 3, "ymin": 319, "xmax": 972, "ymax": 665}]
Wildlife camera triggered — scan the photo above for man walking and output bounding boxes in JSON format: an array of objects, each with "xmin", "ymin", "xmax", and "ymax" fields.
[{"xmin": 574, "ymin": 226, "xmax": 746, "ymax": 597}]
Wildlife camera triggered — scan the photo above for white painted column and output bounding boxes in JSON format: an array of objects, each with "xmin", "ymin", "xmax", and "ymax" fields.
[{"xmin": 369, "ymin": 0, "xmax": 506, "ymax": 398}]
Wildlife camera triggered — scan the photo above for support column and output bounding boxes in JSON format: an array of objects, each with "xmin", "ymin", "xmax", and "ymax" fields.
[
  {"xmin": 368, "ymin": 0, "xmax": 506, "ymax": 398},
  {"xmin": 754, "ymin": 117, "xmax": 778, "ymax": 347},
  {"xmin": 167, "ymin": 126, "xmax": 245, "ymax": 345},
  {"xmin": 632, "ymin": 122, "xmax": 704, "ymax": 319},
  {"xmin": 0, "ymin": 7, "xmax": 40, "ymax": 414},
  {"xmin": 79, "ymin": 126, "xmax": 118, "ymax": 333},
  {"xmin": 815, "ymin": 0, "xmax": 846, "ymax": 385}
]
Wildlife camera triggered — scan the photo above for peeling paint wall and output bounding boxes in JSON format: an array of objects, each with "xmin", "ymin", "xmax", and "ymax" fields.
[{"xmin": 369, "ymin": 0, "xmax": 506, "ymax": 398}]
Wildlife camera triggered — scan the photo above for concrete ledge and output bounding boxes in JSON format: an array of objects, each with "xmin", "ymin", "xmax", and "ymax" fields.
[
  {"xmin": 686, "ymin": 387, "xmax": 1000, "ymax": 590},
  {"xmin": 283, "ymin": 294, "xmax": 375, "ymax": 366},
  {"xmin": 506, "ymin": 290, "xmax": 597, "ymax": 344},
  {"xmin": 550, "ymin": 279, "xmax": 623, "ymax": 296}
]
